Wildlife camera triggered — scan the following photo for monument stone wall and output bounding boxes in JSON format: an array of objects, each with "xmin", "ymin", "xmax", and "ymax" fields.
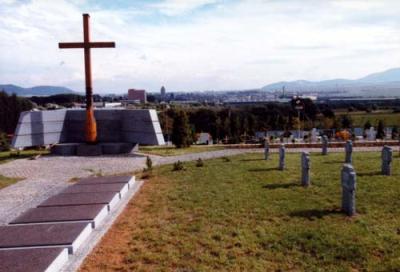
[{"xmin": 12, "ymin": 109, "xmax": 165, "ymax": 148}]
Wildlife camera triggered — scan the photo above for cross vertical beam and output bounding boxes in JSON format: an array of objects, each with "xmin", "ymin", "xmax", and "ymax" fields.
[{"xmin": 58, "ymin": 13, "xmax": 115, "ymax": 144}]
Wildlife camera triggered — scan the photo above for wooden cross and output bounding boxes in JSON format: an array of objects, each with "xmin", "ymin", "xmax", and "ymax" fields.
[{"xmin": 59, "ymin": 13, "xmax": 115, "ymax": 144}]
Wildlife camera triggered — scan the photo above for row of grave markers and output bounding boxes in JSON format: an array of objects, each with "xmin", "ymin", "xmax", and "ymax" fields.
[
  {"xmin": 0, "ymin": 175, "xmax": 138, "ymax": 272},
  {"xmin": 264, "ymin": 139, "xmax": 394, "ymax": 216}
]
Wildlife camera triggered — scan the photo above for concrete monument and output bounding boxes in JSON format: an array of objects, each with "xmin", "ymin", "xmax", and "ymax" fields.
[
  {"xmin": 322, "ymin": 135, "xmax": 328, "ymax": 155},
  {"xmin": 301, "ymin": 152, "xmax": 310, "ymax": 187},
  {"xmin": 341, "ymin": 164, "xmax": 356, "ymax": 216},
  {"xmin": 381, "ymin": 145, "xmax": 393, "ymax": 176},
  {"xmin": 345, "ymin": 140, "xmax": 353, "ymax": 164},
  {"xmin": 264, "ymin": 139, "xmax": 270, "ymax": 160},
  {"xmin": 279, "ymin": 144, "xmax": 285, "ymax": 170}
]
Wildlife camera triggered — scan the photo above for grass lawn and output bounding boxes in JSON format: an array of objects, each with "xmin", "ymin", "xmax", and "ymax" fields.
[
  {"xmin": 139, "ymin": 145, "xmax": 226, "ymax": 156},
  {"xmin": 0, "ymin": 149, "xmax": 49, "ymax": 165},
  {"xmin": 0, "ymin": 175, "xmax": 22, "ymax": 190},
  {"xmin": 81, "ymin": 152, "xmax": 400, "ymax": 271}
]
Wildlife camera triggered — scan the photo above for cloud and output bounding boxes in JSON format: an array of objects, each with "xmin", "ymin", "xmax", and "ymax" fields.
[
  {"xmin": 149, "ymin": 0, "xmax": 219, "ymax": 16},
  {"xmin": 1, "ymin": 0, "xmax": 400, "ymax": 93}
]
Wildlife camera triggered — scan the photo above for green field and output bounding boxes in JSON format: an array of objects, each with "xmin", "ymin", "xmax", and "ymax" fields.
[
  {"xmin": 339, "ymin": 111, "xmax": 400, "ymax": 127},
  {"xmin": 82, "ymin": 151, "xmax": 400, "ymax": 271},
  {"xmin": 139, "ymin": 145, "xmax": 225, "ymax": 156}
]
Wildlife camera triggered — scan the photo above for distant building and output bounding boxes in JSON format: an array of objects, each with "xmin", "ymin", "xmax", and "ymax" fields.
[
  {"xmin": 160, "ymin": 86, "xmax": 166, "ymax": 97},
  {"xmin": 127, "ymin": 89, "xmax": 147, "ymax": 103}
]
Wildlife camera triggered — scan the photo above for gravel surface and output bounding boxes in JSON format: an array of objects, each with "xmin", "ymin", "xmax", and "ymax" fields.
[{"xmin": 0, "ymin": 146, "xmax": 396, "ymax": 225}]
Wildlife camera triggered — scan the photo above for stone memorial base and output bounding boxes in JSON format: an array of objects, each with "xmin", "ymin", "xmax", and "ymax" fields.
[{"xmin": 51, "ymin": 142, "xmax": 138, "ymax": 156}]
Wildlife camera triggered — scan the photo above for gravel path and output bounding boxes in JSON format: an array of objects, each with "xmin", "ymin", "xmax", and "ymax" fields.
[{"xmin": 0, "ymin": 146, "xmax": 396, "ymax": 225}]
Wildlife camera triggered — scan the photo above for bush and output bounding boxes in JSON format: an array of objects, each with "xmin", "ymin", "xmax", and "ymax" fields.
[
  {"xmin": 145, "ymin": 156, "xmax": 153, "ymax": 171},
  {"xmin": 221, "ymin": 156, "xmax": 231, "ymax": 162},
  {"xmin": 196, "ymin": 158, "xmax": 204, "ymax": 167},
  {"xmin": 173, "ymin": 160, "xmax": 184, "ymax": 171},
  {"xmin": 0, "ymin": 132, "xmax": 10, "ymax": 152}
]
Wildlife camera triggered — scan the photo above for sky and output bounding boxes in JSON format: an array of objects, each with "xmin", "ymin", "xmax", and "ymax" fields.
[{"xmin": 1, "ymin": 0, "xmax": 400, "ymax": 93}]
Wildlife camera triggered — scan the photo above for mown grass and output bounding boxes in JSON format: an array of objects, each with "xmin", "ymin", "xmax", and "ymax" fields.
[
  {"xmin": 139, "ymin": 145, "xmax": 225, "ymax": 156},
  {"xmin": 81, "ymin": 151, "xmax": 400, "ymax": 271},
  {"xmin": 0, "ymin": 175, "xmax": 22, "ymax": 190},
  {"xmin": 0, "ymin": 149, "xmax": 49, "ymax": 165}
]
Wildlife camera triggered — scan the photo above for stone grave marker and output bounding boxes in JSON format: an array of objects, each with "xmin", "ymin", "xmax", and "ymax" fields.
[
  {"xmin": 345, "ymin": 140, "xmax": 353, "ymax": 163},
  {"xmin": 381, "ymin": 146, "xmax": 393, "ymax": 176},
  {"xmin": 0, "ymin": 248, "xmax": 68, "ymax": 272},
  {"xmin": 10, "ymin": 204, "xmax": 108, "ymax": 229},
  {"xmin": 322, "ymin": 135, "xmax": 328, "ymax": 155},
  {"xmin": 366, "ymin": 127, "xmax": 376, "ymax": 141},
  {"xmin": 301, "ymin": 152, "xmax": 311, "ymax": 187},
  {"xmin": 264, "ymin": 139, "xmax": 270, "ymax": 160},
  {"xmin": 0, "ymin": 223, "xmax": 91, "ymax": 254},
  {"xmin": 341, "ymin": 164, "xmax": 357, "ymax": 216},
  {"xmin": 279, "ymin": 144, "xmax": 285, "ymax": 170}
]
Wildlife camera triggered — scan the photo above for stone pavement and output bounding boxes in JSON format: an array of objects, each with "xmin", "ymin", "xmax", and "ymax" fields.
[{"xmin": 0, "ymin": 146, "xmax": 394, "ymax": 225}]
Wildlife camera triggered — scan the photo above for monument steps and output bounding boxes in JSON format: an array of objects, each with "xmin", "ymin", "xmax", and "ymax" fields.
[{"xmin": 0, "ymin": 175, "xmax": 140, "ymax": 272}]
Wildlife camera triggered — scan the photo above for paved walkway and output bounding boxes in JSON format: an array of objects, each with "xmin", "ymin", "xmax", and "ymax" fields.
[{"xmin": 0, "ymin": 146, "xmax": 395, "ymax": 225}]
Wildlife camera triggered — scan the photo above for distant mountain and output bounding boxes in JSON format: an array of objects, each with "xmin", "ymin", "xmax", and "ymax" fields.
[
  {"xmin": 0, "ymin": 84, "xmax": 76, "ymax": 96},
  {"xmin": 261, "ymin": 68, "xmax": 400, "ymax": 97}
]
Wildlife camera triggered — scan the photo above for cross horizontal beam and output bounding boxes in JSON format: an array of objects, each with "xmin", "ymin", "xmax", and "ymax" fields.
[{"xmin": 59, "ymin": 42, "xmax": 115, "ymax": 49}]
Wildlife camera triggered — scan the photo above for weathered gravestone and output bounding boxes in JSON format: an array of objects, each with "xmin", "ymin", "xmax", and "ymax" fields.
[
  {"xmin": 264, "ymin": 139, "xmax": 270, "ymax": 160},
  {"xmin": 322, "ymin": 135, "xmax": 328, "ymax": 155},
  {"xmin": 279, "ymin": 144, "xmax": 285, "ymax": 170},
  {"xmin": 301, "ymin": 152, "xmax": 310, "ymax": 187},
  {"xmin": 381, "ymin": 146, "xmax": 393, "ymax": 176},
  {"xmin": 341, "ymin": 164, "xmax": 356, "ymax": 216},
  {"xmin": 345, "ymin": 140, "xmax": 353, "ymax": 163}
]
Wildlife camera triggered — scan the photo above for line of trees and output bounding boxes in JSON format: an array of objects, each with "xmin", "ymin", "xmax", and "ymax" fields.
[{"xmin": 0, "ymin": 91, "xmax": 33, "ymax": 134}]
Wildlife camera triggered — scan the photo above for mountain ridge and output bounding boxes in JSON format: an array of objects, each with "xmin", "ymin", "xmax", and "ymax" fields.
[{"xmin": 0, "ymin": 84, "xmax": 76, "ymax": 96}]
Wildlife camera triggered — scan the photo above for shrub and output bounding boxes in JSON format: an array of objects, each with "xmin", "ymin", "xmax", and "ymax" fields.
[
  {"xmin": 221, "ymin": 156, "xmax": 231, "ymax": 162},
  {"xmin": 196, "ymin": 158, "xmax": 204, "ymax": 167},
  {"xmin": 173, "ymin": 160, "xmax": 184, "ymax": 171},
  {"xmin": 0, "ymin": 132, "xmax": 10, "ymax": 152},
  {"xmin": 145, "ymin": 156, "xmax": 153, "ymax": 171}
]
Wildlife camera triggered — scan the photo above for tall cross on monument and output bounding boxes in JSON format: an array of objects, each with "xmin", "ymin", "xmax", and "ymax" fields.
[{"xmin": 59, "ymin": 13, "xmax": 115, "ymax": 143}]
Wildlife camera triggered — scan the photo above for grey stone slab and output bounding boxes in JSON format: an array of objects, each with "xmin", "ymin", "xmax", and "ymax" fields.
[
  {"xmin": 101, "ymin": 143, "xmax": 133, "ymax": 154},
  {"xmin": 17, "ymin": 110, "xmax": 67, "ymax": 123},
  {"xmin": 10, "ymin": 205, "xmax": 108, "ymax": 228},
  {"xmin": 51, "ymin": 143, "xmax": 80, "ymax": 156},
  {"xmin": 0, "ymin": 223, "xmax": 91, "ymax": 254},
  {"xmin": 14, "ymin": 121, "xmax": 65, "ymax": 135},
  {"xmin": 76, "ymin": 144, "xmax": 103, "ymax": 156},
  {"xmin": 0, "ymin": 248, "xmax": 68, "ymax": 272},
  {"xmin": 38, "ymin": 192, "xmax": 119, "ymax": 210},
  {"xmin": 61, "ymin": 183, "xmax": 127, "ymax": 194},
  {"xmin": 76, "ymin": 175, "xmax": 134, "ymax": 186},
  {"xmin": 122, "ymin": 131, "xmax": 161, "ymax": 145},
  {"xmin": 12, "ymin": 132, "xmax": 62, "ymax": 148}
]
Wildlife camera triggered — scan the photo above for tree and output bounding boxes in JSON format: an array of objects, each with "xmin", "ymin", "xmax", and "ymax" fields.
[
  {"xmin": 363, "ymin": 120, "xmax": 372, "ymax": 130},
  {"xmin": 392, "ymin": 126, "xmax": 399, "ymax": 140},
  {"xmin": 171, "ymin": 110, "xmax": 192, "ymax": 148},
  {"xmin": 376, "ymin": 120, "xmax": 385, "ymax": 139},
  {"xmin": 340, "ymin": 115, "xmax": 353, "ymax": 129}
]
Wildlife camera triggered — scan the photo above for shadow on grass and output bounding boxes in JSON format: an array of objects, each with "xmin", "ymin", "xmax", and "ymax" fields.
[
  {"xmin": 358, "ymin": 171, "xmax": 382, "ymax": 177},
  {"xmin": 322, "ymin": 160, "xmax": 344, "ymax": 164},
  {"xmin": 240, "ymin": 158, "xmax": 265, "ymax": 162},
  {"xmin": 289, "ymin": 208, "xmax": 342, "ymax": 219},
  {"xmin": 262, "ymin": 182, "xmax": 298, "ymax": 190},
  {"xmin": 248, "ymin": 167, "xmax": 278, "ymax": 172}
]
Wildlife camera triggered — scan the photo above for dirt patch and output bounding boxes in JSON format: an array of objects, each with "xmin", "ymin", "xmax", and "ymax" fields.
[{"xmin": 79, "ymin": 175, "xmax": 170, "ymax": 271}]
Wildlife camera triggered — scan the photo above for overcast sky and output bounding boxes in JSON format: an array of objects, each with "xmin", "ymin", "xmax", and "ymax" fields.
[{"xmin": 1, "ymin": 0, "xmax": 400, "ymax": 93}]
